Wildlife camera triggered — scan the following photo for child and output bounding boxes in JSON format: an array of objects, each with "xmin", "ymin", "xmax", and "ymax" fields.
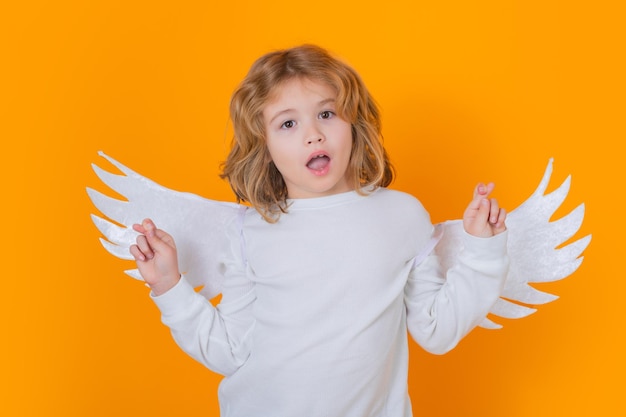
[{"xmin": 130, "ymin": 45, "xmax": 508, "ymax": 417}]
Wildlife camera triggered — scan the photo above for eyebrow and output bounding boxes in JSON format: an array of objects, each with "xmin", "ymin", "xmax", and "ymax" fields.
[{"xmin": 267, "ymin": 98, "xmax": 336, "ymax": 125}]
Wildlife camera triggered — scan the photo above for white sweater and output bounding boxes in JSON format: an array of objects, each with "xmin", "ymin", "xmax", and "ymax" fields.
[{"xmin": 152, "ymin": 188, "xmax": 508, "ymax": 416}]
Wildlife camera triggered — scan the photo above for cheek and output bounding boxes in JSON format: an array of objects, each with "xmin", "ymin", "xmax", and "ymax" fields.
[
  {"xmin": 264, "ymin": 133, "xmax": 280, "ymax": 161},
  {"xmin": 265, "ymin": 140, "xmax": 294, "ymax": 169}
]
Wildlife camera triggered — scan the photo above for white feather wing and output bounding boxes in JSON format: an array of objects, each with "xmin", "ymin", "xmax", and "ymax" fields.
[
  {"xmin": 434, "ymin": 159, "xmax": 591, "ymax": 329},
  {"xmin": 86, "ymin": 152, "xmax": 244, "ymax": 299}
]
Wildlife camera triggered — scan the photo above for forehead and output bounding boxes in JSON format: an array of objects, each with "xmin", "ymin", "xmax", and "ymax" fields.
[{"xmin": 264, "ymin": 78, "xmax": 336, "ymax": 113}]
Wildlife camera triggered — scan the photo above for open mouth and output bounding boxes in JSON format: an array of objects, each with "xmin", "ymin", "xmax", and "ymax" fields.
[{"xmin": 306, "ymin": 153, "xmax": 331, "ymax": 171}]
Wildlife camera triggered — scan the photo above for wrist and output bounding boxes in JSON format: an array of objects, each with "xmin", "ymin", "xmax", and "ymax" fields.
[{"xmin": 149, "ymin": 274, "xmax": 181, "ymax": 296}]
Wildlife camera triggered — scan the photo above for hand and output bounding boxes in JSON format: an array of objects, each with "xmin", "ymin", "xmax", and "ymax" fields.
[
  {"xmin": 463, "ymin": 183, "xmax": 507, "ymax": 238},
  {"xmin": 129, "ymin": 219, "xmax": 181, "ymax": 296}
]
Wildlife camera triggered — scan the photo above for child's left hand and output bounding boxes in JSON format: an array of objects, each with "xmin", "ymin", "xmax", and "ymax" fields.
[{"xmin": 463, "ymin": 182, "xmax": 507, "ymax": 238}]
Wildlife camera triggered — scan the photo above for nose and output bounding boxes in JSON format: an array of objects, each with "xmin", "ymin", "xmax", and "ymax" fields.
[
  {"xmin": 307, "ymin": 137, "xmax": 323, "ymax": 144},
  {"xmin": 305, "ymin": 124, "xmax": 325, "ymax": 145}
]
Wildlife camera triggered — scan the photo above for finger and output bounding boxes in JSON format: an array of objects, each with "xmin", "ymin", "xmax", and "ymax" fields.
[
  {"xmin": 141, "ymin": 218, "xmax": 156, "ymax": 237},
  {"xmin": 473, "ymin": 183, "xmax": 485, "ymax": 200},
  {"xmin": 498, "ymin": 208, "xmax": 507, "ymax": 226},
  {"xmin": 469, "ymin": 183, "xmax": 495, "ymax": 213},
  {"xmin": 129, "ymin": 244, "xmax": 146, "ymax": 262},
  {"xmin": 143, "ymin": 220, "xmax": 175, "ymax": 253},
  {"xmin": 489, "ymin": 198, "xmax": 500, "ymax": 224},
  {"xmin": 474, "ymin": 197, "xmax": 491, "ymax": 226},
  {"xmin": 467, "ymin": 189, "xmax": 485, "ymax": 212},
  {"xmin": 153, "ymin": 229, "xmax": 175, "ymax": 247},
  {"xmin": 493, "ymin": 208, "xmax": 507, "ymax": 234},
  {"xmin": 133, "ymin": 218, "xmax": 154, "ymax": 234},
  {"xmin": 135, "ymin": 234, "xmax": 154, "ymax": 259},
  {"xmin": 473, "ymin": 182, "xmax": 495, "ymax": 200}
]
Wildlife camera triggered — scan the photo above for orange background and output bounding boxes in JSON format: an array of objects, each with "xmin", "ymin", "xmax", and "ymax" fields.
[{"xmin": 1, "ymin": 1, "xmax": 623, "ymax": 416}]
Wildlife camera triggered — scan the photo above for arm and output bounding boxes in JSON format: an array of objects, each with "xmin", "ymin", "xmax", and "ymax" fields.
[
  {"xmin": 405, "ymin": 183, "xmax": 508, "ymax": 354},
  {"xmin": 131, "ymin": 219, "xmax": 255, "ymax": 375}
]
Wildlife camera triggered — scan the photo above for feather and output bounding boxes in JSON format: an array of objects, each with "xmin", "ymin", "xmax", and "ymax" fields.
[
  {"xmin": 87, "ymin": 152, "xmax": 244, "ymax": 299},
  {"xmin": 434, "ymin": 159, "xmax": 591, "ymax": 329},
  {"xmin": 487, "ymin": 159, "xmax": 590, "ymax": 327}
]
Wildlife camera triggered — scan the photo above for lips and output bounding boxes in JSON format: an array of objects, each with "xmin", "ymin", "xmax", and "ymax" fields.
[{"xmin": 306, "ymin": 152, "xmax": 331, "ymax": 172}]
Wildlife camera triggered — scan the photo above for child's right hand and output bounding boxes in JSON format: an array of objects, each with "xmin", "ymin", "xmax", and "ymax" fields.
[{"xmin": 130, "ymin": 219, "xmax": 181, "ymax": 296}]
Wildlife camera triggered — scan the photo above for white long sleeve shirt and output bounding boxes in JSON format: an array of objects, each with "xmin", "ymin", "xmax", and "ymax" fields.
[{"xmin": 152, "ymin": 188, "xmax": 508, "ymax": 416}]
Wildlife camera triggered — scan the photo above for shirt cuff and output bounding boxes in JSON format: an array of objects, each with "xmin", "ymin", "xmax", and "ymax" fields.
[
  {"xmin": 150, "ymin": 275, "xmax": 198, "ymax": 316},
  {"xmin": 461, "ymin": 229, "xmax": 508, "ymax": 259}
]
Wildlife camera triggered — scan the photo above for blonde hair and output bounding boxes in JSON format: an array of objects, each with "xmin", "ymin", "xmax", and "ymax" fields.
[{"xmin": 221, "ymin": 44, "xmax": 394, "ymax": 222}]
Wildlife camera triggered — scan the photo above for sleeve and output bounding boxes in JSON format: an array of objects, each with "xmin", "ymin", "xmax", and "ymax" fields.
[
  {"xmin": 404, "ymin": 229, "xmax": 508, "ymax": 355},
  {"xmin": 150, "ymin": 213, "xmax": 255, "ymax": 376}
]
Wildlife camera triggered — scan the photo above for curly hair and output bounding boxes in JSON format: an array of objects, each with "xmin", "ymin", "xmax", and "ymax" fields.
[{"xmin": 220, "ymin": 44, "xmax": 394, "ymax": 222}]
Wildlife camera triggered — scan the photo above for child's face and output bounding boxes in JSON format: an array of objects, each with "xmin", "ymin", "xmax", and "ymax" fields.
[{"xmin": 263, "ymin": 78, "xmax": 353, "ymax": 199}]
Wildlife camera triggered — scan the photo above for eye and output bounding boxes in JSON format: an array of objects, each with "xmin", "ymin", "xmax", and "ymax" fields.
[
  {"xmin": 319, "ymin": 110, "xmax": 335, "ymax": 119},
  {"xmin": 281, "ymin": 120, "xmax": 295, "ymax": 129}
]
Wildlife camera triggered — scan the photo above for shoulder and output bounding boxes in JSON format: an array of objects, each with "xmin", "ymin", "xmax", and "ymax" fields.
[
  {"xmin": 368, "ymin": 188, "xmax": 433, "ymax": 232},
  {"xmin": 372, "ymin": 188, "xmax": 429, "ymax": 216},
  {"xmin": 369, "ymin": 188, "xmax": 434, "ymax": 252}
]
